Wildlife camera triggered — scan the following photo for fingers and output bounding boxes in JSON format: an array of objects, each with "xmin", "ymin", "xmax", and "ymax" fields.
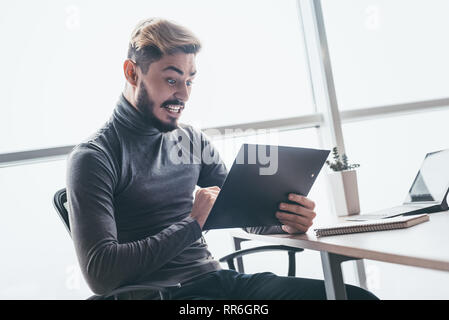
[
  {"xmin": 276, "ymin": 211, "xmax": 313, "ymax": 227},
  {"xmin": 196, "ymin": 186, "xmax": 221, "ymax": 196},
  {"xmin": 287, "ymin": 194, "xmax": 316, "ymax": 210},
  {"xmin": 206, "ymin": 187, "xmax": 220, "ymax": 197},
  {"xmin": 210, "ymin": 186, "xmax": 221, "ymax": 192},
  {"xmin": 191, "ymin": 187, "xmax": 221, "ymax": 229},
  {"xmin": 282, "ymin": 224, "xmax": 308, "ymax": 234},
  {"xmin": 276, "ymin": 209, "xmax": 315, "ymax": 234},
  {"xmin": 205, "ymin": 186, "xmax": 221, "ymax": 194},
  {"xmin": 278, "ymin": 202, "xmax": 316, "ymax": 220},
  {"xmin": 280, "ymin": 221, "xmax": 310, "ymax": 234}
]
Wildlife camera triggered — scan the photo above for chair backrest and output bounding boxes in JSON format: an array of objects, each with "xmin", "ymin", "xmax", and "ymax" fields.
[{"xmin": 53, "ymin": 188, "xmax": 71, "ymax": 237}]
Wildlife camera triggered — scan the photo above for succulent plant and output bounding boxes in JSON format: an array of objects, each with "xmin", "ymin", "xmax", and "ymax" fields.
[{"xmin": 326, "ymin": 147, "xmax": 360, "ymax": 172}]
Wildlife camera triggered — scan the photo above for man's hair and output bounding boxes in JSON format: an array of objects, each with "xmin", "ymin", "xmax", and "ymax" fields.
[{"xmin": 127, "ymin": 18, "xmax": 202, "ymax": 74}]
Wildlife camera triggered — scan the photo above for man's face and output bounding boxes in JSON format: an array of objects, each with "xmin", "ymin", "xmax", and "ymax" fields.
[{"xmin": 135, "ymin": 52, "xmax": 196, "ymax": 132}]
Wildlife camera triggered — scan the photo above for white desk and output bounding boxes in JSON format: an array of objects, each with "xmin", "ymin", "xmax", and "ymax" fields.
[{"xmin": 230, "ymin": 211, "xmax": 449, "ymax": 299}]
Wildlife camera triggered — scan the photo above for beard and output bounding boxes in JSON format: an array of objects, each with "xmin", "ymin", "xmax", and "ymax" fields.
[{"xmin": 136, "ymin": 83, "xmax": 179, "ymax": 133}]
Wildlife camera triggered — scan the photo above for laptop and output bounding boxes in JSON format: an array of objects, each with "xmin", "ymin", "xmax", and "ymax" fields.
[
  {"xmin": 203, "ymin": 144, "xmax": 330, "ymax": 230},
  {"xmin": 346, "ymin": 149, "xmax": 449, "ymax": 221}
]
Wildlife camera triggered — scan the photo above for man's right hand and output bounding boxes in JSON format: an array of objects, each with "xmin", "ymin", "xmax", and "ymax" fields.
[{"xmin": 190, "ymin": 186, "xmax": 220, "ymax": 229}]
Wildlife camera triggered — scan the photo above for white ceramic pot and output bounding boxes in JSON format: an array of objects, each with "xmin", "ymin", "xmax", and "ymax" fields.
[{"xmin": 327, "ymin": 170, "xmax": 360, "ymax": 217}]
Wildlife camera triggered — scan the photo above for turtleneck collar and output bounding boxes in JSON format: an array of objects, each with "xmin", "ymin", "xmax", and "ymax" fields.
[{"xmin": 113, "ymin": 94, "xmax": 162, "ymax": 136}]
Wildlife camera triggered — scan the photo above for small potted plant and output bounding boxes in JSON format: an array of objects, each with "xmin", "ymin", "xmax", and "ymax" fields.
[{"xmin": 326, "ymin": 147, "xmax": 361, "ymax": 217}]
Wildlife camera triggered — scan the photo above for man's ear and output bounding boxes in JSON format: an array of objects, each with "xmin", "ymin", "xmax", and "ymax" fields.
[{"xmin": 123, "ymin": 59, "xmax": 138, "ymax": 87}]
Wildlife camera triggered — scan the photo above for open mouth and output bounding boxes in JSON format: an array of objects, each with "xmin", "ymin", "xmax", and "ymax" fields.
[{"xmin": 162, "ymin": 104, "xmax": 184, "ymax": 114}]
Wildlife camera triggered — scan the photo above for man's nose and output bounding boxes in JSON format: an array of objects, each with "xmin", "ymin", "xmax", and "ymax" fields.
[{"xmin": 174, "ymin": 83, "xmax": 190, "ymax": 102}]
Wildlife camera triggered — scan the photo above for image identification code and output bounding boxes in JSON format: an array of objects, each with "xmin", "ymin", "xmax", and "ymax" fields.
[{"xmin": 178, "ymin": 304, "xmax": 269, "ymax": 317}]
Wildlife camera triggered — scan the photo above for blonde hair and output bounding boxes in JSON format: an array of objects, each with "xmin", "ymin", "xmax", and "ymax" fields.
[{"xmin": 128, "ymin": 18, "xmax": 202, "ymax": 73}]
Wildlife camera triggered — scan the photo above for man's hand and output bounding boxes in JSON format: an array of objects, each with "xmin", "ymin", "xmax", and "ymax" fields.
[
  {"xmin": 275, "ymin": 193, "xmax": 317, "ymax": 234},
  {"xmin": 190, "ymin": 186, "xmax": 220, "ymax": 229}
]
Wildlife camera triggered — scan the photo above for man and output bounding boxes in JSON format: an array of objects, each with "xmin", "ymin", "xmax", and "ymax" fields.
[{"xmin": 67, "ymin": 18, "xmax": 377, "ymax": 300}]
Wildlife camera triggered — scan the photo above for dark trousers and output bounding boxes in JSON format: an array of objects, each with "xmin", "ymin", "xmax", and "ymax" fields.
[{"xmin": 168, "ymin": 270, "xmax": 378, "ymax": 300}]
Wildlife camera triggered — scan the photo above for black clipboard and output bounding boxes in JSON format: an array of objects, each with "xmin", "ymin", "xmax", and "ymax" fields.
[{"xmin": 203, "ymin": 144, "xmax": 330, "ymax": 230}]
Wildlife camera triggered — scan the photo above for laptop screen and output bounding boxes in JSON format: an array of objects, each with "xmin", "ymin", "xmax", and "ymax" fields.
[{"xmin": 404, "ymin": 149, "xmax": 449, "ymax": 204}]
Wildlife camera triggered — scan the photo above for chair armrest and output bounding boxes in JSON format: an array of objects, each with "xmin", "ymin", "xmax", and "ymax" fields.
[
  {"xmin": 219, "ymin": 245, "xmax": 303, "ymax": 262},
  {"xmin": 219, "ymin": 245, "xmax": 304, "ymax": 277},
  {"xmin": 88, "ymin": 281, "xmax": 181, "ymax": 300}
]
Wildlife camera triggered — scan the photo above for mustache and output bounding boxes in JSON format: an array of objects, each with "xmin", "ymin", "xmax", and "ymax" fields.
[{"xmin": 161, "ymin": 100, "xmax": 185, "ymax": 108}]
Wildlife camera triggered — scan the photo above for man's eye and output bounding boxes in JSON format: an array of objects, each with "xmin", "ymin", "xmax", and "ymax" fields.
[
  {"xmin": 167, "ymin": 79, "xmax": 176, "ymax": 85},
  {"xmin": 186, "ymin": 80, "xmax": 194, "ymax": 87}
]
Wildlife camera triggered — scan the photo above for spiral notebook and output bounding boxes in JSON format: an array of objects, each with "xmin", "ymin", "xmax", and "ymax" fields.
[{"xmin": 314, "ymin": 214, "xmax": 430, "ymax": 237}]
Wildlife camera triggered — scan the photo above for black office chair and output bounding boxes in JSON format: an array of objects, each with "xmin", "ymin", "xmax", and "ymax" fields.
[{"xmin": 53, "ymin": 188, "xmax": 303, "ymax": 300}]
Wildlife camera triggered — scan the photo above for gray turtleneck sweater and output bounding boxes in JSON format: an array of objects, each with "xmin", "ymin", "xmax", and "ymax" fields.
[{"xmin": 67, "ymin": 95, "xmax": 282, "ymax": 295}]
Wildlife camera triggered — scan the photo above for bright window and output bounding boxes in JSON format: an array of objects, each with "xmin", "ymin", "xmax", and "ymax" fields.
[
  {"xmin": 0, "ymin": 0, "xmax": 314, "ymax": 153},
  {"xmin": 322, "ymin": 0, "xmax": 449, "ymax": 110},
  {"xmin": 343, "ymin": 108, "xmax": 449, "ymax": 213}
]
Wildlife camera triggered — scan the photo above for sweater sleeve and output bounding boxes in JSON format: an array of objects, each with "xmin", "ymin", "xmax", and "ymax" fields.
[
  {"xmin": 243, "ymin": 226, "xmax": 286, "ymax": 235},
  {"xmin": 66, "ymin": 145, "xmax": 203, "ymax": 295},
  {"xmin": 196, "ymin": 131, "xmax": 228, "ymax": 188}
]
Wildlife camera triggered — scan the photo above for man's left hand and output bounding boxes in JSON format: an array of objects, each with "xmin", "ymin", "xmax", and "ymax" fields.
[{"xmin": 275, "ymin": 194, "xmax": 316, "ymax": 234}]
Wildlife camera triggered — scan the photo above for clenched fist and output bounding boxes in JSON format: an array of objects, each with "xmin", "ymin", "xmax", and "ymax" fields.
[{"xmin": 190, "ymin": 186, "xmax": 220, "ymax": 229}]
